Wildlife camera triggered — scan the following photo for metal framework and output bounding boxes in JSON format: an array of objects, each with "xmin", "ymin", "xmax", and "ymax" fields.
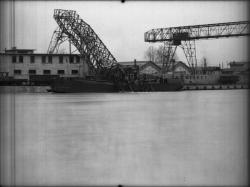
[
  {"xmin": 47, "ymin": 27, "xmax": 68, "ymax": 54},
  {"xmin": 162, "ymin": 42, "xmax": 177, "ymax": 73},
  {"xmin": 145, "ymin": 21, "xmax": 250, "ymax": 74},
  {"xmin": 48, "ymin": 9, "xmax": 118, "ymax": 75}
]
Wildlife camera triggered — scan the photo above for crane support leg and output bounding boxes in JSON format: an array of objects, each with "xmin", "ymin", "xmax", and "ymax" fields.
[
  {"xmin": 162, "ymin": 41, "xmax": 177, "ymax": 74},
  {"xmin": 180, "ymin": 40, "xmax": 197, "ymax": 74}
]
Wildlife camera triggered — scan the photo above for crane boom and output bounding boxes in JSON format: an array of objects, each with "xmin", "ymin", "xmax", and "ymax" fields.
[
  {"xmin": 52, "ymin": 9, "xmax": 117, "ymax": 73},
  {"xmin": 145, "ymin": 21, "xmax": 250, "ymax": 43}
]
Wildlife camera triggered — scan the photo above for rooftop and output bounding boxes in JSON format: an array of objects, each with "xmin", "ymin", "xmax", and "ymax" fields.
[
  {"xmin": 1, "ymin": 47, "xmax": 81, "ymax": 56},
  {"xmin": 4, "ymin": 47, "xmax": 35, "ymax": 54},
  {"xmin": 118, "ymin": 60, "xmax": 151, "ymax": 67}
]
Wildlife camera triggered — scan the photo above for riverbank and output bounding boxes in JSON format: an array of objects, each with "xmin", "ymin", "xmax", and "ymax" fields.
[
  {"xmin": 182, "ymin": 84, "xmax": 249, "ymax": 90},
  {"xmin": 0, "ymin": 84, "xmax": 249, "ymax": 93},
  {"xmin": 0, "ymin": 86, "xmax": 50, "ymax": 93}
]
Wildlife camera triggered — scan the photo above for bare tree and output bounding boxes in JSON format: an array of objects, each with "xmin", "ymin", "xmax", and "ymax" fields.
[
  {"xmin": 145, "ymin": 45, "xmax": 178, "ymax": 64},
  {"xmin": 144, "ymin": 46, "xmax": 157, "ymax": 62},
  {"xmin": 155, "ymin": 45, "xmax": 165, "ymax": 64}
]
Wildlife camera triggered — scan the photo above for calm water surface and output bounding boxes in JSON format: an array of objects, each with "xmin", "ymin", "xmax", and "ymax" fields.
[{"xmin": 3, "ymin": 90, "xmax": 248, "ymax": 185}]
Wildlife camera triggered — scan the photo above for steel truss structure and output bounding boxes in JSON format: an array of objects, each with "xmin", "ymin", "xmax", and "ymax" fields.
[
  {"xmin": 47, "ymin": 27, "xmax": 68, "ymax": 54},
  {"xmin": 145, "ymin": 21, "xmax": 250, "ymax": 74},
  {"xmin": 48, "ymin": 9, "xmax": 118, "ymax": 75},
  {"xmin": 162, "ymin": 42, "xmax": 177, "ymax": 73}
]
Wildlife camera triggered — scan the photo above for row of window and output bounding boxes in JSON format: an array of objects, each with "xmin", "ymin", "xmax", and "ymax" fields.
[
  {"xmin": 184, "ymin": 75, "xmax": 211, "ymax": 79},
  {"xmin": 12, "ymin": 55, "xmax": 80, "ymax": 63},
  {"xmin": 14, "ymin": 69, "xmax": 79, "ymax": 75},
  {"xmin": 196, "ymin": 71, "xmax": 217, "ymax": 75}
]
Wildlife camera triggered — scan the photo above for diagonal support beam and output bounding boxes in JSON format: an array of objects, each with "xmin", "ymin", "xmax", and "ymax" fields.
[
  {"xmin": 180, "ymin": 40, "xmax": 197, "ymax": 74},
  {"xmin": 47, "ymin": 27, "xmax": 68, "ymax": 54},
  {"xmin": 162, "ymin": 41, "xmax": 177, "ymax": 74}
]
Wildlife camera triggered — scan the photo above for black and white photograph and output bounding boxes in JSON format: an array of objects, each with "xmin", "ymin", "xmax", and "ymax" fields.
[{"xmin": 0, "ymin": 0, "xmax": 249, "ymax": 186}]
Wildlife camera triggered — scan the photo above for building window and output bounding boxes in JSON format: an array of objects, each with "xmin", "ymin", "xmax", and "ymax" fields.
[
  {"xmin": 76, "ymin": 56, "xmax": 80, "ymax": 63},
  {"xmin": 48, "ymin": 56, "xmax": 52, "ymax": 63},
  {"xmin": 57, "ymin": 70, "xmax": 65, "ymax": 75},
  {"xmin": 43, "ymin": 70, "xmax": 51, "ymax": 75},
  {"xmin": 14, "ymin": 70, "xmax": 21, "ymax": 75},
  {"xmin": 29, "ymin": 70, "xmax": 36, "ymax": 74},
  {"xmin": 71, "ymin": 70, "xmax": 78, "ymax": 75},
  {"xmin": 30, "ymin": 56, "xmax": 35, "ymax": 63},
  {"xmin": 19, "ymin": 56, "xmax": 23, "ymax": 63},
  {"xmin": 42, "ymin": 56, "xmax": 46, "ymax": 63},
  {"xmin": 12, "ymin": 56, "xmax": 16, "ymax": 63},
  {"xmin": 69, "ymin": 56, "xmax": 74, "ymax": 63},
  {"xmin": 59, "ymin": 56, "xmax": 63, "ymax": 63}
]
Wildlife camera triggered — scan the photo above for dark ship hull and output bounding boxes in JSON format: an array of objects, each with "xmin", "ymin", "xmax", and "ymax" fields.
[
  {"xmin": 50, "ymin": 79, "xmax": 116, "ymax": 93},
  {"xmin": 50, "ymin": 79, "xmax": 183, "ymax": 93}
]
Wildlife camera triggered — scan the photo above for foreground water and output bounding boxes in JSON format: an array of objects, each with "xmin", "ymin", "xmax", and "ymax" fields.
[{"xmin": 1, "ymin": 90, "xmax": 248, "ymax": 185}]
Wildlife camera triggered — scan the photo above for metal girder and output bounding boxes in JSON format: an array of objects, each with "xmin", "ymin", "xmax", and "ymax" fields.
[
  {"xmin": 145, "ymin": 20, "xmax": 250, "ymax": 75},
  {"xmin": 162, "ymin": 41, "xmax": 177, "ymax": 73},
  {"xmin": 51, "ymin": 9, "xmax": 117, "ymax": 74},
  {"xmin": 47, "ymin": 27, "xmax": 68, "ymax": 54},
  {"xmin": 180, "ymin": 40, "xmax": 197, "ymax": 74},
  {"xmin": 144, "ymin": 21, "xmax": 250, "ymax": 42}
]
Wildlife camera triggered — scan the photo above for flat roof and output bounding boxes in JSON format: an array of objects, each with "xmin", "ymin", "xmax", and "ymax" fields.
[{"xmin": 0, "ymin": 53, "xmax": 81, "ymax": 56}]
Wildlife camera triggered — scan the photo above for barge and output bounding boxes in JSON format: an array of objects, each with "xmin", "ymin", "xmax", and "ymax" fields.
[{"xmin": 50, "ymin": 78, "xmax": 183, "ymax": 93}]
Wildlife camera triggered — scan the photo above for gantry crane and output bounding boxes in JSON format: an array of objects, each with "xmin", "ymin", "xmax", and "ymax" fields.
[
  {"xmin": 144, "ymin": 21, "xmax": 250, "ymax": 74},
  {"xmin": 47, "ymin": 9, "xmax": 121, "ymax": 78}
]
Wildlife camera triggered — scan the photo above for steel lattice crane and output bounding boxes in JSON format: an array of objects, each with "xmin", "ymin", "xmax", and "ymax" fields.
[
  {"xmin": 47, "ymin": 9, "xmax": 119, "ymax": 77},
  {"xmin": 144, "ymin": 21, "xmax": 250, "ymax": 74}
]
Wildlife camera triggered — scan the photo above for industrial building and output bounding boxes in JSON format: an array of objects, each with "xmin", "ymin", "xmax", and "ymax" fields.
[
  {"xmin": 220, "ymin": 61, "xmax": 249, "ymax": 84},
  {"xmin": 0, "ymin": 47, "xmax": 88, "ymax": 85},
  {"xmin": 118, "ymin": 60, "xmax": 161, "ymax": 77}
]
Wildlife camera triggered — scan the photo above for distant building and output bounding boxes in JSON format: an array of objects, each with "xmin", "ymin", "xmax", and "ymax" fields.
[
  {"xmin": 139, "ymin": 61, "xmax": 161, "ymax": 76},
  {"xmin": 221, "ymin": 61, "xmax": 249, "ymax": 84},
  {"xmin": 0, "ymin": 47, "xmax": 89, "ymax": 84},
  {"xmin": 228, "ymin": 61, "xmax": 249, "ymax": 72},
  {"xmin": 189, "ymin": 66, "xmax": 221, "ymax": 84},
  {"xmin": 165, "ymin": 61, "xmax": 221, "ymax": 84},
  {"xmin": 118, "ymin": 60, "xmax": 161, "ymax": 78},
  {"xmin": 172, "ymin": 61, "xmax": 191, "ymax": 76}
]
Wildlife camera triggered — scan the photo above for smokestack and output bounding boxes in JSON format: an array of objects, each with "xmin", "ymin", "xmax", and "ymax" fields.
[
  {"xmin": 204, "ymin": 58, "xmax": 207, "ymax": 68},
  {"xmin": 134, "ymin": 59, "xmax": 137, "ymax": 66}
]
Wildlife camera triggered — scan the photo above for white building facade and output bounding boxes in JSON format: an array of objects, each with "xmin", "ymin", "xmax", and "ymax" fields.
[{"xmin": 0, "ymin": 48, "xmax": 89, "ymax": 80}]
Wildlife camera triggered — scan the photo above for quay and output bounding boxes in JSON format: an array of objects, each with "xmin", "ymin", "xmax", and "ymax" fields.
[{"xmin": 182, "ymin": 84, "xmax": 249, "ymax": 91}]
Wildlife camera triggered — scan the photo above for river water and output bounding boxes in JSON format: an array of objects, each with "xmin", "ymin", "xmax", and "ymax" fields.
[{"xmin": 1, "ymin": 90, "xmax": 248, "ymax": 185}]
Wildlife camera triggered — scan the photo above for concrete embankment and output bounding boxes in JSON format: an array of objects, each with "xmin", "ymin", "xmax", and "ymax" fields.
[
  {"xmin": 182, "ymin": 84, "xmax": 249, "ymax": 91},
  {"xmin": 0, "ymin": 86, "xmax": 50, "ymax": 93}
]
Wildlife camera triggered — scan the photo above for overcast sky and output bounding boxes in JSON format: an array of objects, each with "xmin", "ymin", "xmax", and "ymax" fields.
[{"xmin": 1, "ymin": 0, "xmax": 249, "ymax": 66}]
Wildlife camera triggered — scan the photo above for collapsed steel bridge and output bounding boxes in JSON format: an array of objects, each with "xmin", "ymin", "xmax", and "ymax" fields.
[
  {"xmin": 144, "ymin": 21, "xmax": 250, "ymax": 74},
  {"xmin": 48, "ymin": 9, "xmax": 118, "ymax": 76}
]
